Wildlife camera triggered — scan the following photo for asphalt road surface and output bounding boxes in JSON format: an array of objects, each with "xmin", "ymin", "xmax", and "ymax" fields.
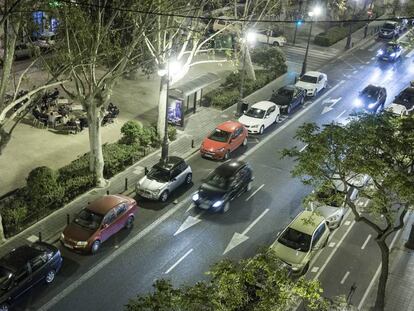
[{"xmin": 12, "ymin": 30, "xmax": 414, "ymax": 311}]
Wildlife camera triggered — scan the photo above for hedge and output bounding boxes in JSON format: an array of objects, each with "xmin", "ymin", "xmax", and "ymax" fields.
[{"xmin": 314, "ymin": 21, "xmax": 367, "ymax": 47}]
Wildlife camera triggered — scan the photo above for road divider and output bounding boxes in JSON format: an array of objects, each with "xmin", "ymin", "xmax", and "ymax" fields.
[{"xmin": 223, "ymin": 209, "xmax": 269, "ymax": 255}]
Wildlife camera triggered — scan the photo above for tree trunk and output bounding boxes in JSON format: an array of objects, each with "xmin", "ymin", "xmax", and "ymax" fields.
[
  {"xmin": 87, "ymin": 102, "xmax": 106, "ymax": 187},
  {"xmin": 157, "ymin": 75, "xmax": 168, "ymax": 142},
  {"xmin": 374, "ymin": 239, "xmax": 390, "ymax": 311},
  {"xmin": 244, "ymin": 46, "xmax": 256, "ymax": 81}
]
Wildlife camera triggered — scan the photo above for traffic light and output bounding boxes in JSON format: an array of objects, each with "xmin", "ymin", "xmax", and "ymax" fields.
[{"xmin": 296, "ymin": 19, "xmax": 303, "ymax": 26}]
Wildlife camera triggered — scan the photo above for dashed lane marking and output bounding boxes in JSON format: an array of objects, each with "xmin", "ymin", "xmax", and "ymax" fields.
[
  {"xmin": 328, "ymin": 242, "xmax": 336, "ymax": 248},
  {"xmin": 311, "ymin": 267, "xmax": 319, "ymax": 273},
  {"xmin": 27, "ymin": 235, "xmax": 38, "ymax": 243},
  {"xmin": 245, "ymin": 184, "xmax": 265, "ymax": 201},
  {"xmin": 361, "ymin": 234, "xmax": 372, "ymax": 250},
  {"xmin": 299, "ymin": 144, "xmax": 308, "ymax": 152},
  {"xmin": 406, "ymin": 49, "xmax": 414, "ymax": 58},
  {"xmin": 344, "ymin": 220, "xmax": 351, "ymax": 226},
  {"xmin": 340, "ymin": 271, "xmax": 350, "ymax": 284},
  {"xmin": 165, "ymin": 248, "xmax": 193, "ymax": 274},
  {"xmin": 352, "ymin": 70, "xmax": 358, "ymax": 74},
  {"xmin": 335, "ymin": 110, "xmax": 347, "ymax": 120}
]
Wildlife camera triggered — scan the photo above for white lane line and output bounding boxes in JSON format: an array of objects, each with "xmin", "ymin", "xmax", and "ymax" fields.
[
  {"xmin": 340, "ymin": 271, "xmax": 350, "ymax": 284},
  {"xmin": 335, "ymin": 109, "xmax": 347, "ymax": 119},
  {"xmin": 311, "ymin": 267, "xmax": 319, "ymax": 273},
  {"xmin": 243, "ymin": 209, "xmax": 269, "ymax": 235},
  {"xmin": 299, "ymin": 144, "xmax": 308, "ymax": 152},
  {"xmin": 26, "ymin": 235, "xmax": 39, "ymax": 243},
  {"xmin": 165, "ymin": 249, "xmax": 193, "ymax": 274},
  {"xmin": 314, "ymin": 220, "xmax": 356, "ymax": 280},
  {"xmin": 359, "ymin": 65, "xmax": 364, "ymax": 69},
  {"xmin": 366, "ymin": 61, "xmax": 370, "ymax": 64},
  {"xmin": 358, "ymin": 212, "xmax": 410, "ymax": 310},
  {"xmin": 361, "ymin": 234, "xmax": 372, "ymax": 250},
  {"xmin": 328, "ymin": 242, "xmax": 336, "ymax": 248},
  {"xmin": 240, "ymin": 81, "xmax": 345, "ymax": 161},
  {"xmin": 344, "ymin": 220, "xmax": 351, "ymax": 226},
  {"xmin": 370, "ymin": 57, "xmax": 375, "ymax": 60},
  {"xmin": 245, "ymin": 184, "xmax": 265, "ymax": 201},
  {"xmin": 352, "ymin": 70, "xmax": 358, "ymax": 74},
  {"xmin": 38, "ymin": 196, "xmax": 193, "ymax": 311},
  {"xmin": 406, "ymin": 49, "xmax": 414, "ymax": 58}
]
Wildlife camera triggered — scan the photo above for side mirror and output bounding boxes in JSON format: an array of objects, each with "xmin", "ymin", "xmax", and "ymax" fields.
[{"xmin": 243, "ymin": 110, "xmax": 246, "ymax": 114}]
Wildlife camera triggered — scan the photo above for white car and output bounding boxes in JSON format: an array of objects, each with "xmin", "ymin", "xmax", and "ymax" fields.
[
  {"xmin": 212, "ymin": 16, "xmax": 241, "ymax": 33},
  {"xmin": 295, "ymin": 71, "xmax": 328, "ymax": 97},
  {"xmin": 386, "ymin": 86, "xmax": 414, "ymax": 116},
  {"xmin": 255, "ymin": 30, "xmax": 287, "ymax": 46},
  {"xmin": 238, "ymin": 101, "xmax": 280, "ymax": 134},
  {"xmin": 136, "ymin": 156, "xmax": 192, "ymax": 202}
]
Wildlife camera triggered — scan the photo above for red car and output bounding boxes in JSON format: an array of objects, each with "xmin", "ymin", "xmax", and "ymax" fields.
[
  {"xmin": 60, "ymin": 195, "xmax": 138, "ymax": 254},
  {"xmin": 200, "ymin": 121, "xmax": 248, "ymax": 160}
]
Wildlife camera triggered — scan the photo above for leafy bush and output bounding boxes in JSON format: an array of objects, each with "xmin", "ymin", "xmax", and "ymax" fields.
[
  {"xmin": 103, "ymin": 143, "xmax": 141, "ymax": 178},
  {"xmin": 314, "ymin": 22, "xmax": 366, "ymax": 46},
  {"xmin": 58, "ymin": 154, "xmax": 90, "ymax": 181},
  {"xmin": 120, "ymin": 120, "xmax": 143, "ymax": 144},
  {"xmin": 26, "ymin": 166, "xmax": 64, "ymax": 212},
  {"xmin": 168, "ymin": 125, "xmax": 177, "ymax": 141},
  {"xmin": 60, "ymin": 175, "xmax": 95, "ymax": 202},
  {"xmin": 1, "ymin": 198, "xmax": 29, "ymax": 237},
  {"xmin": 251, "ymin": 46, "xmax": 287, "ymax": 77},
  {"xmin": 210, "ymin": 88, "xmax": 241, "ymax": 110}
]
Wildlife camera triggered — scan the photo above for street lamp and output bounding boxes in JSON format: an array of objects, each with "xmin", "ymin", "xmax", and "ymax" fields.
[
  {"xmin": 158, "ymin": 59, "xmax": 181, "ymax": 164},
  {"xmin": 301, "ymin": 6, "xmax": 321, "ymax": 77},
  {"xmin": 346, "ymin": 0, "xmax": 358, "ymax": 50},
  {"xmin": 240, "ymin": 30, "xmax": 256, "ymax": 99}
]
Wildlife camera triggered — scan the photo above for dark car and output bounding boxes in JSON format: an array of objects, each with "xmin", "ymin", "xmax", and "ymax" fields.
[
  {"xmin": 61, "ymin": 195, "xmax": 138, "ymax": 254},
  {"xmin": 354, "ymin": 85, "xmax": 387, "ymax": 113},
  {"xmin": 378, "ymin": 21, "xmax": 400, "ymax": 39},
  {"xmin": 270, "ymin": 85, "xmax": 306, "ymax": 114},
  {"xmin": 192, "ymin": 160, "xmax": 253, "ymax": 213},
  {"xmin": 377, "ymin": 42, "xmax": 403, "ymax": 61},
  {"xmin": 0, "ymin": 242, "xmax": 62, "ymax": 311}
]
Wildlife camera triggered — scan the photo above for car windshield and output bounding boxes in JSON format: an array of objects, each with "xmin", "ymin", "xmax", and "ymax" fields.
[
  {"xmin": 278, "ymin": 227, "xmax": 312, "ymax": 252},
  {"xmin": 361, "ymin": 87, "xmax": 378, "ymax": 99},
  {"xmin": 208, "ymin": 128, "xmax": 231, "ymax": 143},
  {"xmin": 147, "ymin": 166, "xmax": 170, "ymax": 183},
  {"xmin": 205, "ymin": 172, "xmax": 231, "ymax": 190},
  {"xmin": 277, "ymin": 88, "xmax": 294, "ymax": 98},
  {"xmin": 244, "ymin": 108, "xmax": 266, "ymax": 119},
  {"xmin": 300, "ymin": 75, "xmax": 317, "ymax": 84},
  {"xmin": 396, "ymin": 90, "xmax": 414, "ymax": 105},
  {"xmin": 383, "ymin": 23, "xmax": 396, "ymax": 29},
  {"xmin": 0, "ymin": 266, "xmax": 12, "ymax": 291},
  {"xmin": 74, "ymin": 208, "xmax": 104, "ymax": 230}
]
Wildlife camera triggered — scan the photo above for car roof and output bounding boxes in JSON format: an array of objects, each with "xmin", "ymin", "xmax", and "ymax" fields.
[
  {"xmin": 289, "ymin": 211, "xmax": 326, "ymax": 236},
  {"xmin": 215, "ymin": 160, "xmax": 246, "ymax": 177},
  {"xmin": 0, "ymin": 245, "xmax": 41, "ymax": 272},
  {"xmin": 216, "ymin": 120, "xmax": 242, "ymax": 132},
  {"xmin": 303, "ymin": 71, "xmax": 323, "ymax": 77},
  {"xmin": 251, "ymin": 101, "xmax": 275, "ymax": 110},
  {"xmin": 362, "ymin": 84, "xmax": 382, "ymax": 92},
  {"xmin": 87, "ymin": 195, "xmax": 128, "ymax": 215},
  {"xmin": 154, "ymin": 156, "xmax": 184, "ymax": 171}
]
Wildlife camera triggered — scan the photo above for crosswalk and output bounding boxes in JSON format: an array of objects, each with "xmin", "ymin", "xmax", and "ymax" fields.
[{"xmin": 281, "ymin": 45, "xmax": 340, "ymax": 71}]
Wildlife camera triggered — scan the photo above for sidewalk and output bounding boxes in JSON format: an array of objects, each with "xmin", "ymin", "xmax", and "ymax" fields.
[
  {"xmin": 0, "ymin": 71, "xmax": 296, "ymax": 257},
  {"xmin": 361, "ymin": 211, "xmax": 414, "ymax": 311}
]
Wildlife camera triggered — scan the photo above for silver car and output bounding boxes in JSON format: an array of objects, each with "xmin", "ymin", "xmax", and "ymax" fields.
[{"xmin": 136, "ymin": 156, "xmax": 192, "ymax": 202}]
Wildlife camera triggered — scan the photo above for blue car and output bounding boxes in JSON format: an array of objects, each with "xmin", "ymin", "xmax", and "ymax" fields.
[
  {"xmin": 377, "ymin": 42, "xmax": 403, "ymax": 61},
  {"xmin": 0, "ymin": 242, "xmax": 63, "ymax": 311}
]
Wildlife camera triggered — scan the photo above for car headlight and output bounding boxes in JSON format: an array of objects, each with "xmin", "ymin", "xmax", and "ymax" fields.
[
  {"xmin": 212, "ymin": 200, "xmax": 223, "ymax": 208},
  {"xmin": 60, "ymin": 233, "xmax": 65, "ymax": 240},
  {"xmin": 377, "ymin": 49, "xmax": 383, "ymax": 56},
  {"xmin": 327, "ymin": 214, "xmax": 340, "ymax": 222},
  {"xmin": 354, "ymin": 98, "xmax": 363, "ymax": 107},
  {"xmin": 217, "ymin": 147, "xmax": 225, "ymax": 152},
  {"xmin": 368, "ymin": 102, "xmax": 377, "ymax": 109},
  {"xmin": 290, "ymin": 264, "xmax": 303, "ymax": 272},
  {"xmin": 250, "ymin": 124, "xmax": 259, "ymax": 128},
  {"xmin": 390, "ymin": 52, "xmax": 396, "ymax": 57},
  {"xmin": 192, "ymin": 192, "xmax": 199, "ymax": 201},
  {"xmin": 76, "ymin": 241, "xmax": 88, "ymax": 247}
]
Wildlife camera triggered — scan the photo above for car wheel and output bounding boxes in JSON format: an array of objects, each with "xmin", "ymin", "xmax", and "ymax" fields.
[
  {"xmin": 45, "ymin": 270, "xmax": 56, "ymax": 284},
  {"xmin": 160, "ymin": 190, "xmax": 169, "ymax": 202},
  {"xmin": 272, "ymin": 41, "xmax": 280, "ymax": 47},
  {"xmin": 324, "ymin": 81, "xmax": 328, "ymax": 89},
  {"xmin": 246, "ymin": 181, "xmax": 253, "ymax": 192},
  {"xmin": 287, "ymin": 105, "xmax": 292, "ymax": 115},
  {"xmin": 242, "ymin": 137, "xmax": 247, "ymax": 146},
  {"xmin": 223, "ymin": 150, "xmax": 230, "ymax": 161},
  {"xmin": 275, "ymin": 114, "xmax": 280, "ymax": 123},
  {"xmin": 301, "ymin": 262, "xmax": 310, "ymax": 275},
  {"xmin": 221, "ymin": 202, "xmax": 230, "ymax": 213},
  {"xmin": 259, "ymin": 125, "xmax": 264, "ymax": 134},
  {"xmin": 125, "ymin": 215, "xmax": 134, "ymax": 229},
  {"xmin": 185, "ymin": 173, "xmax": 192, "ymax": 184},
  {"xmin": 0, "ymin": 303, "xmax": 9, "ymax": 311},
  {"xmin": 91, "ymin": 240, "xmax": 101, "ymax": 254},
  {"xmin": 300, "ymin": 97, "xmax": 305, "ymax": 105}
]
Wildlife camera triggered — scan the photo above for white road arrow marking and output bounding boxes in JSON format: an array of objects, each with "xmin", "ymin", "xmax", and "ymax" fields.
[
  {"xmin": 321, "ymin": 97, "xmax": 342, "ymax": 115},
  {"xmin": 174, "ymin": 212, "xmax": 203, "ymax": 236},
  {"xmin": 223, "ymin": 209, "xmax": 269, "ymax": 255}
]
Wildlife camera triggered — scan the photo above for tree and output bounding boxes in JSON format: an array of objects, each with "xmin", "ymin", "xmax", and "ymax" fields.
[
  {"xmin": 43, "ymin": 0, "xmax": 153, "ymax": 187},
  {"xmin": 282, "ymin": 113, "xmax": 414, "ymax": 311},
  {"xmin": 126, "ymin": 248, "xmax": 329, "ymax": 311}
]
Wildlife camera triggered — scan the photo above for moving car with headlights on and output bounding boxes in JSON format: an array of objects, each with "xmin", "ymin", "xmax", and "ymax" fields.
[
  {"xmin": 271, "ymin": 211, "xmax": 330, "ymax": 275},
  {"xmin": 354, "ymin": 84, "xmax": 387, "ymax": 113},
  {"xmin": 0, "ymin": 242, "xmax": 62, "ymax": 311},
  {"xmin": 192, "ymin": 160, "xmax": 253, "ymax": 213},
  {"xmin": 136, "ymin": 157, "xmax": 192, "ymax": 202},
  {"xmin": 238, "ymin": 101, "xmax": 280, "ymax": 134},
  {"xmin": 377, "ymin": 42, "xmax": 403, "ymax": 61},
  {"xmin": 378, "ymin": 21, "xmax": 400, "ymax": 39},
  {"xmin": 270, "ymin": 85, "xmax": 306, "ymax": 114},
  {"xmin": 61, "ymin": 195, "xmax": 138, "ymax": 254},
  {"xmin": 387, "ymin": 86, "xmax": 414, "ymax": 116},
  {"xmin": 200, "ymin": 121, "xmax": 248, "ymax": 160},
  {"xmin": 295, "ymin": 71, "xmax": 327, "ymax": 97}
]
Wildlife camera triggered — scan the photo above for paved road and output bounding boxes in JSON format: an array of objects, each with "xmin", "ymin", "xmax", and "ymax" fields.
[{"xmin": 12, "ymin": 30, "xmax": 414, "ymax": 311}]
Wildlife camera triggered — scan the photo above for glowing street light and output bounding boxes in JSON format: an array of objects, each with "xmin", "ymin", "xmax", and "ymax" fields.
[
  {"xmin": 301, "ymin": 6, "xmax": 322, "ymax": 76},
  {"xmin": 240, "ymin": 30, "xmax": 256, "ymax": 101}
]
